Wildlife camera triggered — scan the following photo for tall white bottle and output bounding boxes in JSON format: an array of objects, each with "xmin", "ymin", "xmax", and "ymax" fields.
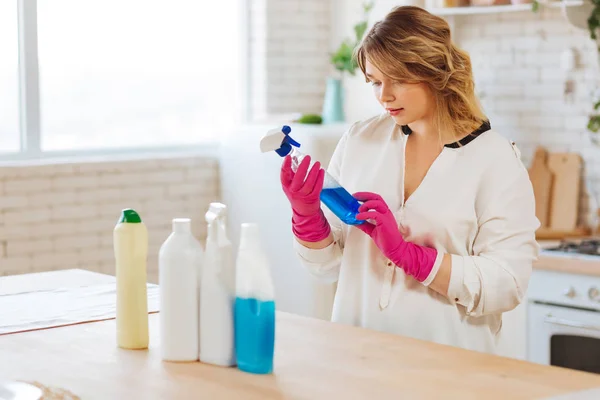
[
  {"xmin": 159, "ymin": 218, "xmax": 203, "ymax": 361},
  {"xmin": 234, "ymin": 223, "xmax": 276, "ymax": 374},
  {"xmin": 199, "ymin": 203, "xmax": 236, "ymax": 366},
  {"xmin": 114, "ymin": 208, "xmax": 149, "ymax": 350}
]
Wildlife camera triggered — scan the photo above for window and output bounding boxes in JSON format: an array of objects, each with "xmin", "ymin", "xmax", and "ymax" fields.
[
  {"xmin": 0, "ymin": 0, "xmax": 20, "ymax": 153},
  {"xmin": 4, "ymin": 0, "xmax": 245, "ymax": 157}
]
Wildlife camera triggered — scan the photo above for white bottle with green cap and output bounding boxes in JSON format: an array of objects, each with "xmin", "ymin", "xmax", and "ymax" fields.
[{"xmin": 113, "ymin": 208, "xmax": 149, "ymax": 350}]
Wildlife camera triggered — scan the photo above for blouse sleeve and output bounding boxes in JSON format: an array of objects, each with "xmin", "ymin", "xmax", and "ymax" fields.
[{"xmin": 446, "ymin": 144, "xmax": 541, "ymax": 317}]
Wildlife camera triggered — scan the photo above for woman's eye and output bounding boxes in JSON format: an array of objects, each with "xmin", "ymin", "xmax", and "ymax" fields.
[{"xmin": 371, "ymin": 81, "xmax": 381, "ymax": 87}]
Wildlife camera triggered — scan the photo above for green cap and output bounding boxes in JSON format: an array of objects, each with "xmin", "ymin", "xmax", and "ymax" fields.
[{"xmin": 118, "ymin": 208, "xmax": 142, "ymax": 223}]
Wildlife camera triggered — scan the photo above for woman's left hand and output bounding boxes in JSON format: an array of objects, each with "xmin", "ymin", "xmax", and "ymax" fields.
[
  {"xmin": 353, "ymin": 192, "xmax": 405, "ymax": 258},
  {"xmin": 353, "ymin": 191, "xmax": 438, "ymax": 283}
]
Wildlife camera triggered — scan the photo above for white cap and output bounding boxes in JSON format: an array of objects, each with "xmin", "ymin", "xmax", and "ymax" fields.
[
  {"xmin": 238, "ymin": 222, "xmax": 261, "ymax": 251},
  {"xmin": 172, "ymin": 218, "xmax": 191, "ymax": 233}
]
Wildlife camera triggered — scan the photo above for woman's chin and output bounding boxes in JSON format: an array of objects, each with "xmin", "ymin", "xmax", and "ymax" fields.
[{"xmin": 390, "ymin": 114, "xmax": 412, "ymax": 126}]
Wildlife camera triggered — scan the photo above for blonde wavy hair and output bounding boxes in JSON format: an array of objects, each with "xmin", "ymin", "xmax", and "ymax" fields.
[{"xmin": 355, "ymin": 6, "xmax": 487, "ymax": 142}]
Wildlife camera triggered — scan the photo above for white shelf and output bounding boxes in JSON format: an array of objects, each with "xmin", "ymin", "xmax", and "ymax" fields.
[{"xmin": 427, "ymin": 0, "xmax": 584, "ymax": 16}]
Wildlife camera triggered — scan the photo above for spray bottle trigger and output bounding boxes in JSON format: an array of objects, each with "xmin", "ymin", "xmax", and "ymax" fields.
[{"xmin": 281, "ymin": 125, "xmax": 301, "ymax": 148}]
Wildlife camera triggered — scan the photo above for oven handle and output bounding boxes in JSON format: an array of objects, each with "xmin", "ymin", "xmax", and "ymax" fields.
[{"xmin": 544, "ymin": 315, "xmax": 600, "ymax": 332}]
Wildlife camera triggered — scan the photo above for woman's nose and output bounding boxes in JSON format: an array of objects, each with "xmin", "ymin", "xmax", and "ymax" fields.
[{"xmin": 379, "ymin": 83, "xmax": 395, "ymax": 103}]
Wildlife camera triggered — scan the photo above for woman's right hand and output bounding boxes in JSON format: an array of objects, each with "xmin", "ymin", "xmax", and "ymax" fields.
[
  {"xmin": 280, "ymin": 154, "xmax": 331, "ymax": 243},
  {"xmin": 280, "ymin": 154, "xmax": 325, "ymax": 217}
]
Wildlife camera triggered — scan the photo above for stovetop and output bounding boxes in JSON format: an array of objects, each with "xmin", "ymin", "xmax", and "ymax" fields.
[{"xmin": 544, "ymin": 239, "xmax": 600, "ymax": 256}]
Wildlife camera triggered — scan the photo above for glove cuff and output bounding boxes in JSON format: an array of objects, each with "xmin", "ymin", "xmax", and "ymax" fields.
[
  {"xmin": 292, "ymin": 209, "xmax": 331, "ymax": 242},
  {"xmin": 392, "ymin": 241, "xmax": 438, "ymax": 283}
]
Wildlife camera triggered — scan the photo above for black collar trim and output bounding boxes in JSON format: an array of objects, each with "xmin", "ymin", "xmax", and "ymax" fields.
[{"xmin": 401, "ymin": 120, "xmax": 491, "ymax": 148}]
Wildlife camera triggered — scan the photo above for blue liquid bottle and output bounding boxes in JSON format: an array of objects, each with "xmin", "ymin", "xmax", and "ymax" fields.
[
  {"xmin": 234, "ymin": 223, "xmax": 276, "ymax": 374},
  {"xmin": 260, "ymin": 125, "xmax": 364, "ymax": 225}
]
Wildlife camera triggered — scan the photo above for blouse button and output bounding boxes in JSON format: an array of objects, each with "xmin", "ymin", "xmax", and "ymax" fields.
[
  {"xmin": 455, "ymin": 298, "xmax": 459, "ymax": 302},
  {"xmin": 387, "ymin": 261, "xmax": 392, "ymax": 267}
]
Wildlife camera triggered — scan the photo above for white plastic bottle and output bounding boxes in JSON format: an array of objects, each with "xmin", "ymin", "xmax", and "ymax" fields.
[
  {"xmin": 113, "ymin": 208, "xmax": 149, "ymax": 350},
  {"xmin": 234, "ymin": 223, "xmax": 276, "ymax": 374},
  {"xmin": 158, "ymin": 218, "xmax": 203, "ymax": 362},
  {"xmin": 199, "ymin": 203, "xmax": 236, "ymax": 366}
]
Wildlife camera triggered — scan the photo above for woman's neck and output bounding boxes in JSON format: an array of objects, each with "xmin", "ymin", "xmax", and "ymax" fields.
[
  {"xmin": 407, "ymin": 119, "xmax": 444, "ymax": 146},
  {"xmin": 407, "ymin": 117, "xmax": 467, "ymax": 146}
]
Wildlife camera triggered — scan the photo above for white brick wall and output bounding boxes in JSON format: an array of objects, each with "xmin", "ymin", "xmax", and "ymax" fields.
[
  {"xmin": 250, "ymin": 0, "xmax": 331, "ymax": 118},
  {"xmin": 457, "ymin": 9, "xmax": 598, "ymax": 154},
  {"xmin": 0, "ymin": 156, "xmax": 220, "ymax": 282},
  {"xmin": 456, "ymin": 8, "xmax": 600, "ymax": 224}
]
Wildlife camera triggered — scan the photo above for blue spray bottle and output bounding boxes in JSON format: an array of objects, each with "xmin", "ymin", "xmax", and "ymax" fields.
[{"xmin": 260, "ymin": 125, "xmax": 364, "ymax": 225}]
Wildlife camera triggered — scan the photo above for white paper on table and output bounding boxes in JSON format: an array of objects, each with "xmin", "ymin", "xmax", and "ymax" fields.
[
  {"xmin": 543, "ymin": 387, "xmax": 600, "ymax": 399},
  {"xmin": 0, "ymin": 283, "xmax": 160, "ymax": 335}
]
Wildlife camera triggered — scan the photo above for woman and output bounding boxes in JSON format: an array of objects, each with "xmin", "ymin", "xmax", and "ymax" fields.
[{"xmin": 280, "ymin": 6, "xmax": 540, "ymax": 354}]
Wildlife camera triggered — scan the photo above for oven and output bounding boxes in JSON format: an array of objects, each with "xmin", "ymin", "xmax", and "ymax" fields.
[{"xmin": 527, "ymin": 257, "xmax": 600, "ymax": 374}]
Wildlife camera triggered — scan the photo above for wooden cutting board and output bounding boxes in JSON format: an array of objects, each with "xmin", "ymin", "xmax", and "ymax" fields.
[
  {"xmin": 547, "ymin": 152, "xmax": 582, "ymax": 231},
  {"xmin": 528, "ymin": 147, "xmax": 553, "ymax": 228}
]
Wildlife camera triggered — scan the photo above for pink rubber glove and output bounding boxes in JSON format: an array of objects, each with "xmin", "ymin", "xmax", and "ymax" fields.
[
  {"xmin": 281, "ymin": 154, "xmax": 331, "ymax": 242},
  {"xmin": 353, "ymin": 191, "xmax": 438, "ymax": 283}
]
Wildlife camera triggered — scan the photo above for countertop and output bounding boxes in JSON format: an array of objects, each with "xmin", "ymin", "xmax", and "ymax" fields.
[
  {"xmin": 2, "ymin": 270, "xmax": 600, "ymax": 399},
  {"xmin": 534, "ymin": 239, "xmax": 600, "ymax": 277}
]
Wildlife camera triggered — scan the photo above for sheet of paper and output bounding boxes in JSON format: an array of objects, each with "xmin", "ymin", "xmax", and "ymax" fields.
[
  {"xmin": 0, "ymin": 283, "xmax": 159, "ymax": 335},
  {"xmin": 543, "ymin": 387, "xmax": 600, "ymax": 399}
]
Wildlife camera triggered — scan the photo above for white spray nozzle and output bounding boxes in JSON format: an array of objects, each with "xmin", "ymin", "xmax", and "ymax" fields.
[
  {"xmin": 205, "ymin": 202, "xmax": 227, "ymax": 225},
  {"xmin": 259, "ymin": 125, "xmax": 301, "ymax": 156},
  {"xmin": 259, "ymin": 128, "xmax": 286, "ymax": 153}
]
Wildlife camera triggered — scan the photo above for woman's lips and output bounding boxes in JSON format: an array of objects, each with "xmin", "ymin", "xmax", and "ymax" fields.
[{"xmin": 387, "ymin": 108, "xmax": 404, "ymax": 116}]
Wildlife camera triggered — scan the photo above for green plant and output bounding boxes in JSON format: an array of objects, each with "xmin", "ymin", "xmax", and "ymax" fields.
[
  {"xmin": 296, "ymin": 114, "xmax": 323, "ymax": 124},
  {"xmin": 589, "ymin": 101, "xmax": 600, "ymax": 132},
  {"xmin": 587, "ymin": 0, "xmax": 600, "ymax": 44},
  {"xmin": 588, "ymin": 1, "xmax": 600, "ymax": 133},
  {"xmin": 330, "ymin": 1, "xmax": 374, "ymax": 76}
]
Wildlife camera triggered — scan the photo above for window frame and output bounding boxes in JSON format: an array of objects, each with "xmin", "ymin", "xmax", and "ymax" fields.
[{"xmin": 2, "ymin": 0, "xmax": 250, "ymax": 161}]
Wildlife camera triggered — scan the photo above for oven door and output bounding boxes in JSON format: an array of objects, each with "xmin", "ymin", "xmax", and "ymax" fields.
[{"xmin": 528, "ymin": 302, "xmax": 600, "ymax": 373}]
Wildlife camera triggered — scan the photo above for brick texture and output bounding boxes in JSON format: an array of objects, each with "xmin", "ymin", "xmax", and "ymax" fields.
[
  {"xmin": 250, "ymin": 0, "xmax": 331, "ymax": 118},
  {"xmin": 455, "ymin": 8, "xmax": 600, "ymax": 226},
  {"xmin": 0, "ymin": 156, "xmax": 220, "ymax": 282}
]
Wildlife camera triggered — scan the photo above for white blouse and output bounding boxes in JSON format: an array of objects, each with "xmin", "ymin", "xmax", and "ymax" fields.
[{"xmin": 293, "ymin": 113, "xmax": 540, "ymax": 355}]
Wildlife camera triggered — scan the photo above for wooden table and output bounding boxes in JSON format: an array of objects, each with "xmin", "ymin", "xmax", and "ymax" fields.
[{"xmin": 2, "ymin": 269, "xmax": 600, "ymax": 399}]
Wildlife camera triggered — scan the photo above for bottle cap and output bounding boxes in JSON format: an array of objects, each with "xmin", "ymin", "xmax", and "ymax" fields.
[
  {"xmin": 118, "ymin": 209, "xmax": 142, "ymax": 223},
  {"xmin": 238, "ymin": 222, "xmax": 262, "ymax": 251},
  {"xmin": 259, "ymin": 125, "xmax": 301, "ymax": 157},
  {"xmin": 172, "ymin": 218, "xmax": 192, "ymax": 233}
]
